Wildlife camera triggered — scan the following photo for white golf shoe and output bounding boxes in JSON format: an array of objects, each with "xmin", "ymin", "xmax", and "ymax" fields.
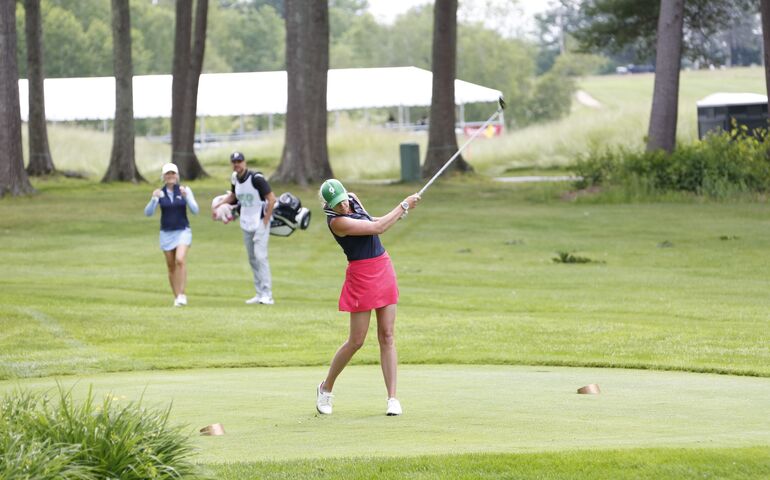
[
  {"xmin": 245, "ymin": 295, "xmax": 261, "ymax": 304},
  {"xmin": 316, "ymin": 382, "xmax": 333, "ymax": 415},
  {"xmin": 176, "ymin": 294, "xmax": 187, "ymax": 306},
  {"xmin": 386, "ymin": 397, "xmax": 402, "ymax": 416},
  {"xmin": 258, "ymin": 296, "xmax": 274, "ymax": 305}
]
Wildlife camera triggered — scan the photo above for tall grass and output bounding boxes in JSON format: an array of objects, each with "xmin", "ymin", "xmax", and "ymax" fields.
[
  {"xmin": 34, "ymin": 122, "xmax": 428, "ymax": 182},
  {"xmin": 468, "ymin": 67, "xmax": 767, "ymax": 175},
  {"xmin": 34, "ymin": 126, "xmax": 170, "ymax": 179},
  {"xmin": 0, "ymin": 386, "xmax": 202, "ymax": 480},
  {"xmin": 195, "ymin": 119, "xmax": 430, "ymax": 181}
]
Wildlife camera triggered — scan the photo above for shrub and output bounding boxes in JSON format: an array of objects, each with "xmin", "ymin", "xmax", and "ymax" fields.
[
  {"xmin": 573, "ymin": 129, "xmax": 770, "ymax": 197},
  {"xmin": 523, "ymin": 71, "xmax": 575, "ymax": 125},
  {"xmin": 0, "ymin": 386, "xmax": 202, "ymax": 480}
]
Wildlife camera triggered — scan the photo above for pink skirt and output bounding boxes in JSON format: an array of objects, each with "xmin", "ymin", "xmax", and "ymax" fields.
[{"xmin": 339, "ymin": 252, "xmax": 399, "ymax": 312}]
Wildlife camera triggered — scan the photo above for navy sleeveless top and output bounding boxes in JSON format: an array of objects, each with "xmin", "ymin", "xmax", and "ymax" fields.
[
  {"xmin": 159, "ymin": 185, "xmax": 189, "ymax": 231},
  {"xmin": 325, "ymin": 195, "xmax": 385, "ymax": 261}
]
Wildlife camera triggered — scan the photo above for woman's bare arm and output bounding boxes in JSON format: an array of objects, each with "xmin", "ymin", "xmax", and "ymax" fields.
[{"xmin": 330, "ymin": 194, "xmax": 420, "ymax": 237}]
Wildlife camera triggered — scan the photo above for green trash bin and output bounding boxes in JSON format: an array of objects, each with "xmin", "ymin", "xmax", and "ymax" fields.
[{"xmin": 399, "ymin": 143, "xmax": 420, "ymax": 182}]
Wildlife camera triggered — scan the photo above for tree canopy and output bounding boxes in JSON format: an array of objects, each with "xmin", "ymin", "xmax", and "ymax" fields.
[
  {"xmin": 14, "ymin": 0, "xmax": 585, "ymax": 129},
  {"xmin": 573, "ymin": 0, "xmax": 759, "ymax": 63}
]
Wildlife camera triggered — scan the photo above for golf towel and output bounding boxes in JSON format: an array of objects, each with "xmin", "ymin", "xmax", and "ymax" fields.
[{"xmin": 339, "ymin": 252, "xmax": 398, "ymax": 312}]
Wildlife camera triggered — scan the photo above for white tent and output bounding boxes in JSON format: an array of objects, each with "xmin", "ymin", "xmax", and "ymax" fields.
[
  {"xmin": 18, "ymin": 66, "xmax": 502, "ymax": 121},
  {"xmin": 695, "ymin": 92, "xmax": 767, "ymax": 108}
]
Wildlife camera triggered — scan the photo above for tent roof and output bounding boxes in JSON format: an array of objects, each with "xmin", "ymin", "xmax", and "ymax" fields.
[
  {"xmin": 696, "ymin": 92, "xmax": 767, "ymax": 108},
  {"xmin": 19, "ymin": 66, "xmax": 502, "ymax": 121}
]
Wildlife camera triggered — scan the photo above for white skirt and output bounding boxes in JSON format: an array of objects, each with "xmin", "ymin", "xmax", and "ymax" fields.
[{"xmin": 159, "ymin": 227, "xmax": 192, "ymax": 251}]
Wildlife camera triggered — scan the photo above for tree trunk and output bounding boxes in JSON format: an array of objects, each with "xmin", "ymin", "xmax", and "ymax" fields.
[
  {"xmin": 103, "ymin": 0, "xmax": 145, "ymax": 183},
  {"xmin": 422, "ymin": 0, "xmax": 472, "ymax": 178},
  {"xmin": 0, "ymin": 0, "xmax": 34, "ymax": 197},
  {"xmin": 272, "ymin": 0, "xmax": 332, "ymax": 186},
  {"xmin": 646, "ymin": 0, "xmax": 684, "ymax": 153},
  {"xmin": 761, "ymin": 0, "xmax": 770, "ymax": 117},
  {"xmin": 24, "ymin": 0, "xmax": 54, "ymax": 176},
  {"xmin": 171, "ymin": 0, "xmax": 208, "ymax": 180},
  {"xmin": 171, "ymin": 0, "xmax": 191, "ymax": 169}
]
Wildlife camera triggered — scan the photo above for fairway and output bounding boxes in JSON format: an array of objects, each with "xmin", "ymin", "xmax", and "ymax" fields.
[
  {"xmin": 2, "ymin": 365, "xmax": 769, "ymax": 463},
  {"xmin": 3, "ymin": 180, "xmax": 770, "ymax": 378}
]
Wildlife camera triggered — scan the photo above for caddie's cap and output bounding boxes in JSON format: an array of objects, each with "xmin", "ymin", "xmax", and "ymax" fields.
[
  {"xmin": 161, "ymin": 163, "xmax": 178, "ymax": 175},
  {"xmin": 320, "ymin": 179, "xmax": 348, "ymax": 208},
  {"xmin": 230, "ymin": 151, "xmax": 245, "ymax": 162}
]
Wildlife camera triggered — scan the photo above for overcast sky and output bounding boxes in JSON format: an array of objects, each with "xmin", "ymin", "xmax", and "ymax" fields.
[{"xmin": 366, "ymin": 0, "xmax": 551, "ymax": 34}]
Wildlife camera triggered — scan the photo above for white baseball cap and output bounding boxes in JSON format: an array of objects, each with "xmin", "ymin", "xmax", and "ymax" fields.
[{"xmin": 161, "ymin": 163, "xmax": 179, "ymax": 175}]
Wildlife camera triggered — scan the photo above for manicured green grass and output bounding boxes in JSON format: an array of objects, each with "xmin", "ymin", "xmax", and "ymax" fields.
[
  {"xmin": 3, "ymin": 366, "xmax": 769, "ymax": 477},
  {"xmin": 2, "ymin": 178, "xmax": 770, "ymax": 477},
  {"xmin": 4, "ymin": 365, "xmax": 769, "ymax": 463},
  {"xmin": 208, "ymin": 447, "xmax": 770, "ymax": 480},
  {"xmin": 2, "ymin": 178, "xmax": 770, "ymax": 379}
]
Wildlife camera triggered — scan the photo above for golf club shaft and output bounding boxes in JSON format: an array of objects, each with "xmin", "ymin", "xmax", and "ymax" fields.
[{"xmin": 417, "ymin": 106, "xmax": 503, "ymax": 197}]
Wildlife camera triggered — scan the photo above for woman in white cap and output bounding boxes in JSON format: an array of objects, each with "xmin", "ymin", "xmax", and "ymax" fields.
[
  {"xmin": 316, "ymin": 179, "xmax": 420, "ymax": 416},
  {"xmin": 144, "ymin": 163, "xmax": 199, "ymax": 307}
]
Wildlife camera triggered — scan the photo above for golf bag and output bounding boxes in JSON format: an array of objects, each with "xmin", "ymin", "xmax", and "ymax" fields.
[{"xmin": 270, "ymin": 192, "xmax": 311, "ymax": 237}]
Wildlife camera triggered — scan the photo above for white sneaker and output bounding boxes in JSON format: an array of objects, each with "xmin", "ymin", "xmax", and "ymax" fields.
[
  {"xmin": 176, "ymin": 294, "xmax": 187, "ymax": 306},
  {"xmin": 316, "ymin": 382, "xmax": 333, "ymax": 415},
  {"xmin": 245, "ymin": 295, "xmax": 261, "ymax": 304},
  {"xmin": 173, "ymin": 298, "xmax": 182, "ymax": 307},
  {"xmin": 386, "ymin": 397, "xmax": 402, "ymax": 416},
  {"xmin": 258, "ymin": 296, "xmax": 274, "ymax": 305}
]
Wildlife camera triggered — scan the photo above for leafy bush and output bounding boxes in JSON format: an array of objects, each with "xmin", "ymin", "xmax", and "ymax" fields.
[
  {"xmin": 550, "ymin": 53, "xmax": 609, "ymax": 77},
  {"xmin": 573, "ymin": 129, "xmax": 770, "ymax": 197},
  {"xmin": 0, "ymin": 386, "xmax": 202, "ymax": 480},
  {"xmin": 522, "ymin": 71, "xmax": 575, "ymax": 125}
]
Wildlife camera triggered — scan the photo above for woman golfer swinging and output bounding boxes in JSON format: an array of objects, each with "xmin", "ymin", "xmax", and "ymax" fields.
[{"xmin": 316, "ymin": 179, "xmax": 420, "ymax": 416}]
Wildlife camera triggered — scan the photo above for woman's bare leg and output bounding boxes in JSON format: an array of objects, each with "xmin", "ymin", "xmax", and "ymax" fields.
[
  {"xmin": 174, "ymin": 244, "xmax": 189, "ymax": 295},
  {"xmin": 163, "ymin": 250, "xmax": 178, "ymax": 296},
  {"xmin": 323, "ymin": 310, "xmax": 371, "ymax": 392},
  {"xmin": 376, "ymin": 304, "xmax": 397, "ymax": 398}
]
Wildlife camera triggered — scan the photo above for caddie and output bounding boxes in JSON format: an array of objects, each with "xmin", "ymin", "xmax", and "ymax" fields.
[{"xmin": 212, "ymin": 152, "xmax": 277, "ymax": 305}]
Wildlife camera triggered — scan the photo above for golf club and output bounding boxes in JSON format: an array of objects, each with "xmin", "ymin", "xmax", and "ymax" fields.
[{"xmin": 417, "ymin": 96, "xmax": 507, "ymax": 197}]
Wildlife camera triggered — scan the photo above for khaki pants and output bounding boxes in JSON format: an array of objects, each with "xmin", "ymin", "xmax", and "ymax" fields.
[{"xmin": 242, "ymin": 222, "xmax": 272, "ymax": 298}]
